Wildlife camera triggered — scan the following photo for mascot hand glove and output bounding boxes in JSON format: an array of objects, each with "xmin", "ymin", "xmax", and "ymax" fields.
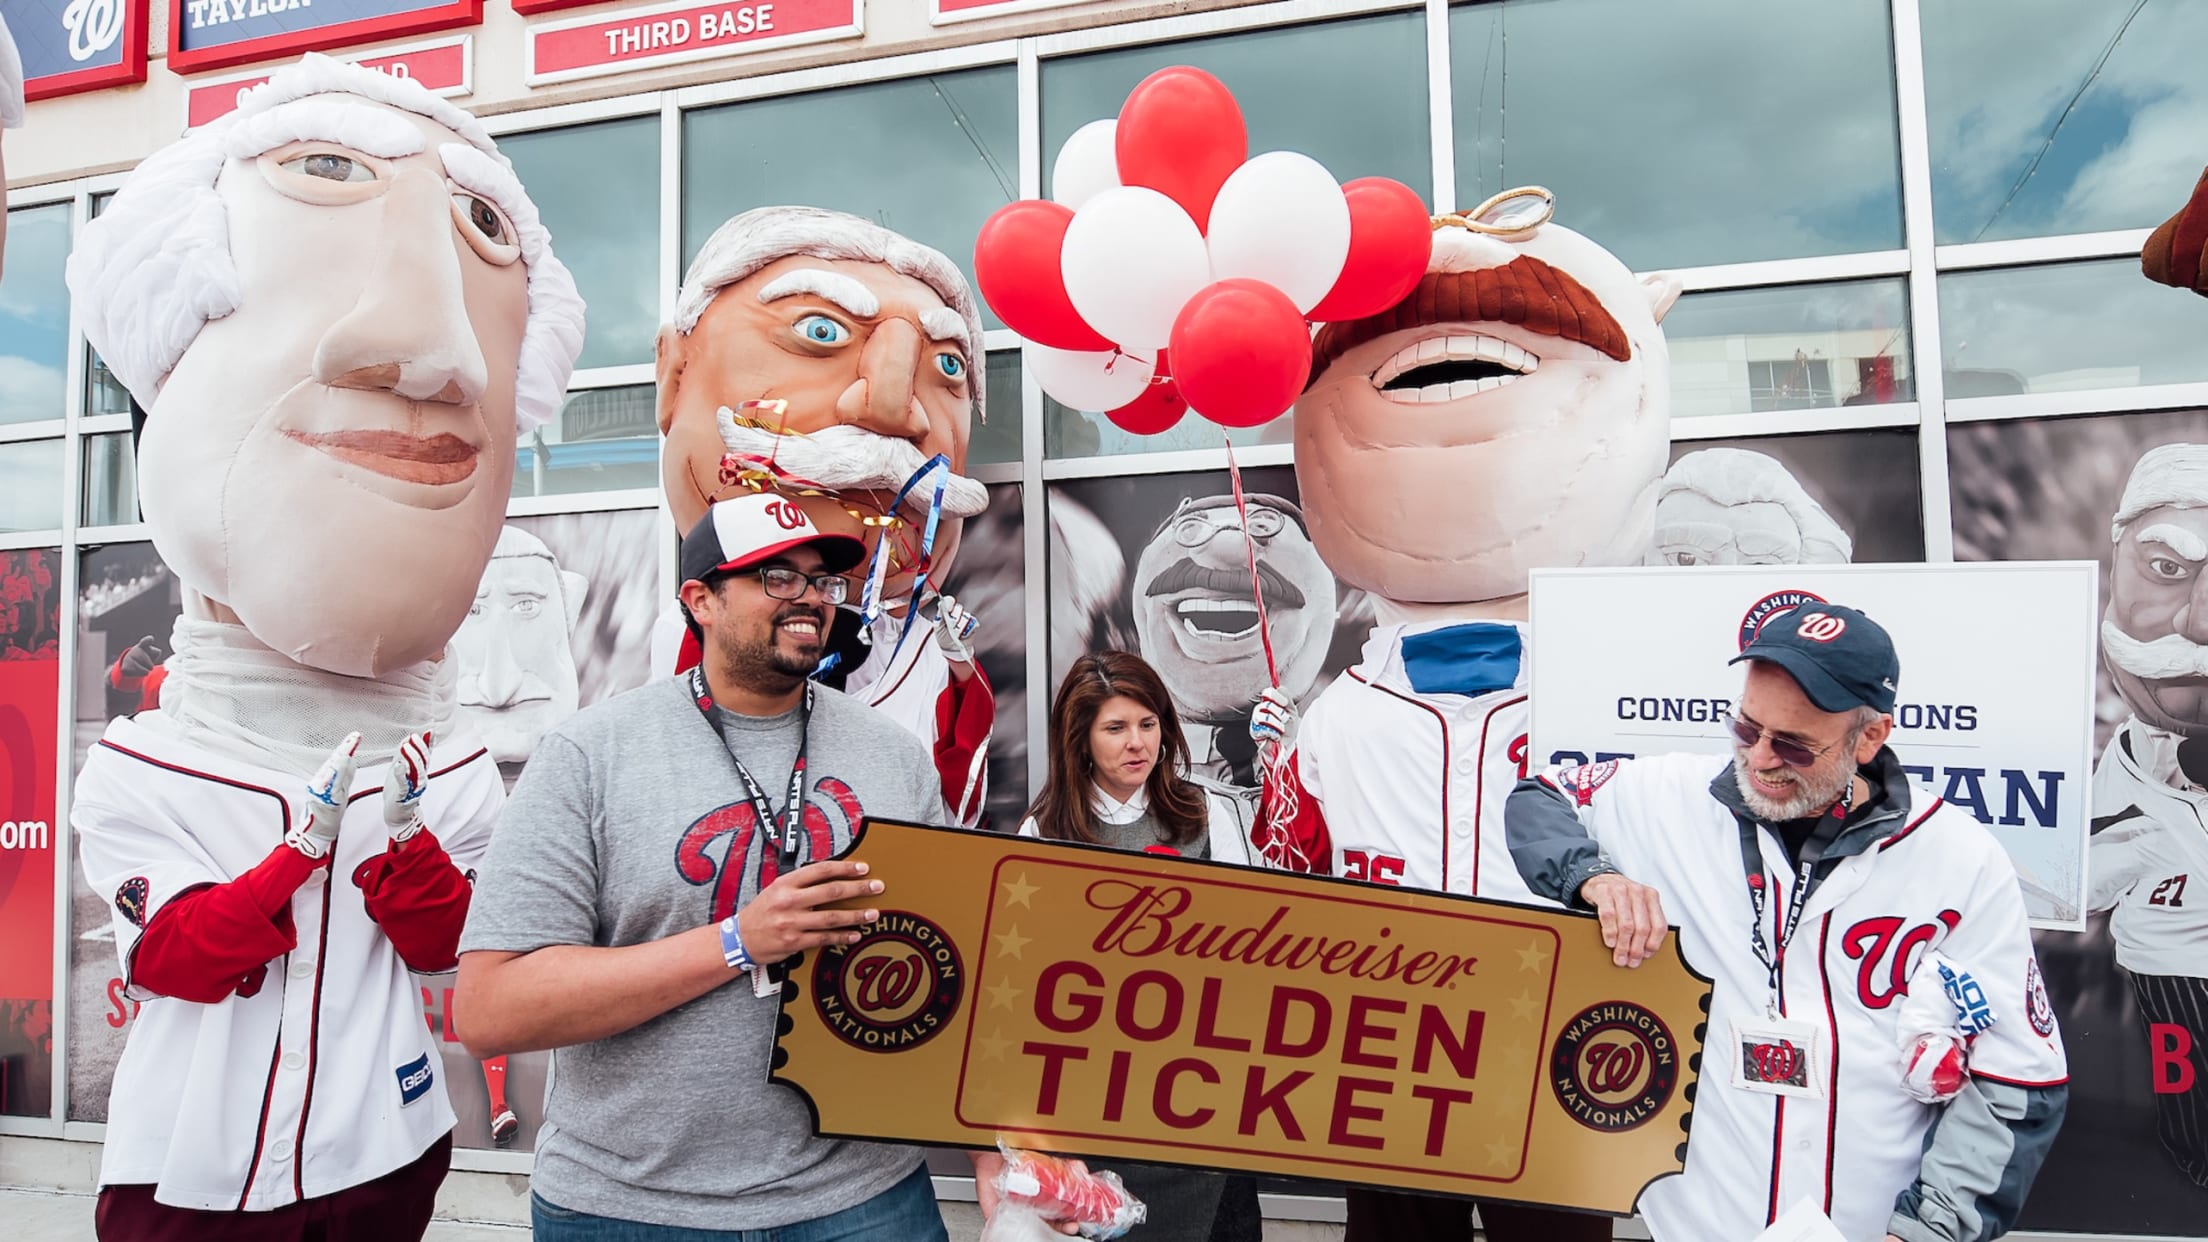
[
  {"xmin": 120, "ymin": 636, "xmax": 166, "ymax": 678},
  {"xmin": 934, "ymin": 595, "xmax": 978, "ymax": 665},
  {"xmin": 286, "ymin": 732, "xmax": 363, "ymax": 862},
  {"xmin": 382, "ymin": 731, "xmax": 435, "ymax": 843},
  {"xmin": 1250, "ymin": 687, "xmax": 1299, "ymax": 749}
]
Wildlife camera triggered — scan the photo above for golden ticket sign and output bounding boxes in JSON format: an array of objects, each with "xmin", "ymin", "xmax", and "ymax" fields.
[{"xmin": 771, "ymin": 820, "xmax": 1711, "ymax": 1213}]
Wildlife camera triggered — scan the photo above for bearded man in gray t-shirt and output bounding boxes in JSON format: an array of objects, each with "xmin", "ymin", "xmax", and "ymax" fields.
[{"xmin": 457, "ymin": 494, "xmax": 952, "ymax": 1237}]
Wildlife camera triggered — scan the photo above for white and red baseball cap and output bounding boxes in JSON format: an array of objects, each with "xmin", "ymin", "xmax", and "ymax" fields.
[{"xmin": 679, "ymin": 493, "xmax": 867, "ymax": 586}]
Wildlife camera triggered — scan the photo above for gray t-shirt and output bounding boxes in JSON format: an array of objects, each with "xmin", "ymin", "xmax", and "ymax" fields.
[{"xmin": 461, "ymin": 676, "xmax": 951, "ymax": 1230}]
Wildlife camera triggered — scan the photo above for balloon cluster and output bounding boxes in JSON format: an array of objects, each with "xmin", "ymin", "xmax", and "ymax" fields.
[{"xmin": 975, "ymin": 67, "xmax": 1433, "ymax": 434}]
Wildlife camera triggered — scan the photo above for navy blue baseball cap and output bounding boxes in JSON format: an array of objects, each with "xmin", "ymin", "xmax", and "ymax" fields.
[{"xmin": 1729, "ymin": 602, "xmax": 1899, "ymax": 714}]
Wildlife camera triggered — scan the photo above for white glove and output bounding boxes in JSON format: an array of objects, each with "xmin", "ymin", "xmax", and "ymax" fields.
[
  {"xmin": 1250, "ymin": 687, "xmax": 1299, "ymax": 749},
  {"xmin": 934, "ymin": 594, "xmax": 978, "ymax": 664},
  {"xmin": 382, "ymin": 731, "xmax": 434, "ymax": 843},
  {"xmin": 286, "ymin": 732, "xmax": 362, "ymax": 862}
]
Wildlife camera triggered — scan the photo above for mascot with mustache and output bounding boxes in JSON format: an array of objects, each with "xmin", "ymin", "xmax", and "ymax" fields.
[
  {"xmin": 652, "ymin": 206, "xmax": 994, "ymax": 829},
  {"xmin": 1253, "ymin": 190, "xmax": 1677, "ymax": 1241}
]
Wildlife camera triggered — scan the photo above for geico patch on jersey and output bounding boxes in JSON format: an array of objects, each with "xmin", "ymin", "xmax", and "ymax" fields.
[
  {"xmin": 396, "ymin": 1053, "xmax": 436, "ymax": 1107},
  {"xmin": 1555, "ymin": 760, "xmax": 1621, "ymax": 807}
]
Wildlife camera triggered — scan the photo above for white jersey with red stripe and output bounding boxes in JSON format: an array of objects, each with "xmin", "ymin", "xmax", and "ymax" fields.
[
  {"xmin": 2089, "ymin": 716, "xmax": 2208, "ymax": 978},
  {"xmin": 1525, "ymin": 751, "xmax": 2067, "ymax": 1242},
  {"xmin": 72, "ymin": 715, "xmax": 502, "ymax": 1211},
  {"xmin": 1285, "ymin": 620, "xmax": 1539, "ymax": 901}
]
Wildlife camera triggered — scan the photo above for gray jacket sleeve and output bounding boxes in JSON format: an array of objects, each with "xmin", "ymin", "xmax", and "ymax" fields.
[
  {"xmin": 1889, "ymin": 1077, "xmax": 2068, "ymax": 1242},
  {"xmin": 1504, "ymin": 775, "xmax": 1620, "ymax": 908}
]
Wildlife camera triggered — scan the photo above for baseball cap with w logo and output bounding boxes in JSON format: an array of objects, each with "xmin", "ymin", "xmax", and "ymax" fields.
[
  {"xmin": 679, "ymin": 493, "xmax": 868, "ymax": 586},
  {"xmin": 1729, "ymin": 600, "xmax": 1900, "ymax": 714}
]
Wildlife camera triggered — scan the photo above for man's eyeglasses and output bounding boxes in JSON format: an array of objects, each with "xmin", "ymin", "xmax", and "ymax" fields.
[
  {"xmin": 1173, "ymin": 505, "xmax": 1286, "ymax": 547},
  {"xmin": 741, "ymin": 566, "xmax": 850, "ymax": 605},
  {"xmin": 1721, "ymin": 711, "xmax": 1838, "ymax": 770}
]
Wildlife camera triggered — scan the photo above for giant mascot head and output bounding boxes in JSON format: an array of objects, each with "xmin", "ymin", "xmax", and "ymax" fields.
[
  {"xmin": 453, "ymin": 525, "xmax": 586, "ymax": 764},
  {"xmin": 1294, "ymin": 194, "xmax": 1678, "ymax": 604},
  {"xmin": 2102, "ymin": 445, "xmax": 2208, "ymax": 737},
  {"xmin": 66, "ymin": 55, "xmax": 586, "ymax": 678},
  {"xmin": 657, "ymin": 207, "xmax": 987, "ymax": 607},
  {"xmin": 1646, "ymin": 448, "xmax": 1853, "ymax": 567}
]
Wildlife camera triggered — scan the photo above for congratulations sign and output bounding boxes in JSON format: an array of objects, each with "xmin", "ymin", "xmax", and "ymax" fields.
[
  {"xmin": 1526, "ymin": 563, "xmax": 2098, "ymax": 929},
  {"xmin": 771, "ymin": 820, "xmax": 1709, "ymax": 1212}
]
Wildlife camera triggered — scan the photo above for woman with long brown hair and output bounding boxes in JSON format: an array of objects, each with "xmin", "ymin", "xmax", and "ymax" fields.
[{"xmin": 970, "ymin": 650, "xmax": 1261, "ymax": 1241}]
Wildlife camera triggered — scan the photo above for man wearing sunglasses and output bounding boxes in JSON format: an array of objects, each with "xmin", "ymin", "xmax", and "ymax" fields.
[
  {"xmin": 456, "ymin": 492, "xmax": 954, "ymax": 1239},
  {"xmin": 1507, "ymin": 603, "xmax": 2067, "ymax": 1242}
]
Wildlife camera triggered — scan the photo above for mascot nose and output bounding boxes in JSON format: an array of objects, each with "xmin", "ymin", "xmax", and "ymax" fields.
[
  {"xmin": 835, "ymin": 318, "xmax": 928, "ymax": 439},
  {"xmin": 313, "ymin": 167, "xmax": 489, "ymax": 405}
]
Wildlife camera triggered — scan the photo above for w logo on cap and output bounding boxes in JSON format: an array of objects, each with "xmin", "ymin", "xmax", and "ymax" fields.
[
  {"xmin": 763, "ymin": 499, "xmax": 808, "ymax": 531},
  {"xmin": 1795, "ymin": 612, "xmax": 1847, "ymax": 643}
]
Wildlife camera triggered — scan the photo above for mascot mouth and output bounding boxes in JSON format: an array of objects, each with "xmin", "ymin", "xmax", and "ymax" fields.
[
  {"xmin": 1370, "ymin": 335, "xmax": 1539, "ymax": 404},
  {"xmin": 286, "ymin": 429, "xmax": 480, "ymax": 486},
  {"xmin": 1146, "ymin": 558, "xmax": 1305, "ymax": 642}
]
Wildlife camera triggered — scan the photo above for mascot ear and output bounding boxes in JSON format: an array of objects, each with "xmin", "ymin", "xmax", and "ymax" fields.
[
  {"xmin": 655, "ymin": 324, "xmax": 687, "ymax": 436},
  {"xmin": 560, "ymin": 569, "xmax": 588, "ymax": 633},
  {"xmin": 1641, "ymin": 272, "xmax": 1684, "ymax": 325}
]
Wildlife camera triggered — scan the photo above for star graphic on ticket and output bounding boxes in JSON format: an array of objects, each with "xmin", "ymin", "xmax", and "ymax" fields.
[
  {"xmin": 1485, "ymin": 1135, "xmax": 1517, "ymax": 1169},
  {"xmin": 1517, "ymin": 939, "xmax": 1551, "ymax": 972},
  {"xmin": 1001, "ymin": 872, "xmax": 1040, "ymax": 908},
  {"xmin": 994, "ymin": 925, "xmax": 1031, "ymax": 959},
  {"xmin": 985, "ymin": 977, "xmax": 1022, "ymax": 1011},
  {"xmin": 974, "ymin": 1030, "xmax": 1012, "ymax": 1063},
  {"xmin": 1510, "ymin": 991, "xmax": 1540, "ymax": 1021}
]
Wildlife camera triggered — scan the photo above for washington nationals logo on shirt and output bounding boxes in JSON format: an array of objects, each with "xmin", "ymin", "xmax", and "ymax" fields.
[
  {"xmin": 1549, "ymin": 1001, "xmax": 1680, "ymax": 1132},
  {"xmin": 677, "ymin": 780, "xmax": 864, "ymax": 923},
  {"xmin": 809, "ymin": 910, "xmax": 964, "ymax": 1052},
  {"xmin": 1555, "ymin": 760, "xmax": 1619, "ymax": 808},
  {"xmin": 114, "ymin": 876, "xmax": 149, "ymax": 928},
  {"xmin": 2026, "ymin": 959, "xmax": 2056, "ymax": 1037},
  {"xmin": 1737, "ymin": 590, "xmax": 1827, "ymax": 650},
  {"xmin": 1840, "ymin": 910, "xmax": 1961, "ymax": 1009}
]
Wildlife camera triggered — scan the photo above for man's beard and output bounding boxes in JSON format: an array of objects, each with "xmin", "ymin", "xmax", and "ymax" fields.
[
  {"xmin": 1733, "ymin": 746, "xmax": 1855, "ymax": 822},
  {"xmin": 717, "ymin": 604, "xmax": 826, "ymax": 690}
]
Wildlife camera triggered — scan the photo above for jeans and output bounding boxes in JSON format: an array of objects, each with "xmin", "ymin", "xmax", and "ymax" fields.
[{"xmin": 531, "ymin": 1163, "xmax": 949, "ymax": 1242}]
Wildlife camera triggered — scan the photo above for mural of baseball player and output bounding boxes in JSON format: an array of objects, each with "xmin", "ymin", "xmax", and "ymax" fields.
[
  {"xmin": 2086, "ymin": 442, "xmax": 2208, "ymax": 1190},
  {"xmin": 1253, "ymin": 188, "xmax": 1677, "ymax": 1242},
  {"xmin": 652, "ymin": 206, "xmax": 993, "ymax": 828},
  {"xmin": 62, "ymin": 54, "xmax": 584, "ymax": 1237},
  {"xmin": 1645, "ymin": 446, "xmax": 1854, "ymax": 567}
]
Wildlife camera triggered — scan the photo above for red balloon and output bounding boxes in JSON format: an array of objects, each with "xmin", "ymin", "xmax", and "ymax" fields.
[
  {"xmin": 1168, "ymin": 280, "xmax": 1311, "ymax": 429},
  {"xmin": 1308, "ymin": 177, "xmax": 1434, "ymax": 323},
  {"xmin": 974, "ymin": 200, "xmax": 1113, "ymax": 351},
  {"xmin": 1106, "ymin": 349, "xmax": 1187, "ymax": 435},
  {"xmin": 1114, "ymin": 67, "xmax": 1248, "ymax": 232}
]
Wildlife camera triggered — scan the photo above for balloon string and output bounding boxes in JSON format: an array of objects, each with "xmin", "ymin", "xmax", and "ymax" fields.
[{"xmin": 1224, "ymin": 436, "xmax": 1280, "ymax": 689}]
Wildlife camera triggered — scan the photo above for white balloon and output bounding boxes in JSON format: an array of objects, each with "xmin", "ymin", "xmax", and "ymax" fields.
[
  {"xmin": 1062, "ymin": 187, "xmax": 1211, "ymax": 351},
  {"xmin": 1027, "ymin": 343, "xmax": 1157, "ymax": 412},
  {"xmin": 1206, "ymin": 151, "xmax": 1352, "ymax": 313},
  {"xmin": 1051, "ymin": 119, "xmax": 1121, "ymax": 211}
]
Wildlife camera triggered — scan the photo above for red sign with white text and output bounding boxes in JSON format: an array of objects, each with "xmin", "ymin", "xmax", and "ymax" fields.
[
  {"xmin": 0, "ymin": 550, "xmax": 61, "ymax": 1118},
  {"xmin": 930, "ymin": 0, "xmax": 1091, "ymax": 23},
  {"xmin": 527, "ymin": 0, "xmax": 860, "ymax": 85},
  {"xmin": 182, "ymin": 35, "xmax": 473, "ymax": 128}
]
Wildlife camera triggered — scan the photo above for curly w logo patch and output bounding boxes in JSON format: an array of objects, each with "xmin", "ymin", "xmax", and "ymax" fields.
[{"xmin": 675, "ymin": 779, "xmax": 862, "ymax": 922}]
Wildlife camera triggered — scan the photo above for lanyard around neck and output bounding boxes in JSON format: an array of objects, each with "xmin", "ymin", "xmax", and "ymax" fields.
[
  {"xmin": 688, "ymin": 665, "xmax": 813, "ymax": 874},
  {"xmin": 1735, "ymin": 783, "xmax": 1854, "ymax": 1010}
]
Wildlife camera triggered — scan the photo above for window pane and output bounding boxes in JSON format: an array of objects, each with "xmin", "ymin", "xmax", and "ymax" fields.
[
  {"xmin": 86, "ymin": 350, "xmax": 131, "ymax": 420},
  {"xmin": 1042, "ymin": 13, "xmax": 1428, "ymax": 197},
  {"xmin": 973, "ymin": 350, "xmax": 1021, "ymax": 465},
  {"xmin": 501, "ymin": 117, "xmax": 661, "ymax": 370},
  {"xmin": 1939, "ymin": 259, "xmax": 2208, "ymax": 397},
  {"xmin": 82, "ymin": 433, "xmax": 139, "ymax": 527},
  {"xmin": 1924, "ymin": 0, "xmax": 2208, "ymax": 245},
  {"xmin": 1045, "ymin": 390, "xmax": 1290, "ymax": 459},
  {"xmin": 1451, "ymin": 0, "xmax": 1903, "ymax": 270},
  {"xmin": 0, "ymin": 439, "xmax": 65, "ymax": 531},
  {"xmin": 515, "ymin": 385, "xmax": 660, "ymax": 499},
  {"xmin": 0, "ymin": 204, "xmax": 72, "ymax": 425},
  {"xmin": 682, "ymin": 67, "xmax": 1016, "ymax": 328},
  {"xmin": 1664, "ymin": 280, "xmax": 1913, "ymax": 418}
]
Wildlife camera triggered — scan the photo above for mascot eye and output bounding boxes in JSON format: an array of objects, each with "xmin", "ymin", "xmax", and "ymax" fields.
[
  {"xmin": 512, "ymin": 599, "xmax": 542, "ymax": 619},
  {"xmin": 936, "ymin": 352, "xmax": 966, "ymax": 379},
  {"xmin": 2147, "ymin": 555, "xmax": 2193, "ymax": 582},
  {"xmin": 453, "ymin": 193, "xmax": 510, "ymax": 245},
  {"xmin": 1669, "ymin": 550, "xmax": 1700, "ymax": 567},
  {"xmin": 468, "ymin": 602, "xmax": 485, "ymax": 617},
  {"xmin": 795, "ymin": 315, "xmax": 852, "ymax": 346},
  {"xmin": 283, "ymin": 152, "xmax": 376, "ymax": 183}
]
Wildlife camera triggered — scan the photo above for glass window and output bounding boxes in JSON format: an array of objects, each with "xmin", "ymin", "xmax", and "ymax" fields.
[
  {"xmin": 1, "ymin": 203, "xmax": 72, "ymax": 425},
  {"xmin": 515, "ymin": 385, "xmax": 660, "ymax": 499},
  {"xmin": 1044, "ymin": 389, "xmax": 1290, "ymax": 459},
  {"xmin": 973, "ymin": 350, "xmax": 1021, "ymax": 466},
  {"xmin": 682, "ymin": 67, "xmax": 1016, "ymax": 328},
  {"xmin": 1938, "ymin": 259, "xmax": 2208, "ymax": 397},
  {"xmin": 1451, "ymin": 0, "xmax": 1903, "ymax": 270},
  {"xmin": 1042, "ymin": 14, "xmax": 1429, "ymax": 196},
  {"xmin": 1663, "ymin": 280, "xmax": 1913, "ymax": 418},
  {"xmin": 1924, "ymin": 0, "xmax": 2208, "ymax": 245},
  {"xmin": 501, "ymin": 117, "xmax": 661, "ymax": 371},
  {"xmin": 0, "ymin": 438, "xmax": 65, "ymax": 531},
  {"xmin": 83, "ymin": 434, "xmax": 139, "ymax": 527},
  {"xmin": 1662, "ymin": 430, "xmax": 1924, "ymax": 563}
]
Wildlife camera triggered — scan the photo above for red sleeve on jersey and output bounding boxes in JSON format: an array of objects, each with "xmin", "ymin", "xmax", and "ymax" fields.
[
  {"xmin": 674, "ymin": 629, "xmax": 703, "ymax": 675},
  {"xmin": 140, "ymin": 663, "xmax": 168, "ymax": 712},
  {"xmin": 131, "ymin": 842, "xmax": 320, "ymax": 1003},
  {"xmin": 933, "ymin": 660, "xmax": 994, "ymax": 823},
  {"xmin": 352, "ymin": 830, "xmax": 473, "ymax": 973},
  {"xmin": 1253, "ymin": 758, "xmax": 1332, "ymax": 875}
]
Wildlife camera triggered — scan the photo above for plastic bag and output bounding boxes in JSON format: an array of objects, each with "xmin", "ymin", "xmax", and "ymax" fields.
[{"xmin": 980, "ymin": 1143, "xmax": 1147, "ymax": 1241}]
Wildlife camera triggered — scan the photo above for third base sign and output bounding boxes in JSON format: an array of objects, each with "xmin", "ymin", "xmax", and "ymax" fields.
[{"xmin": 771, "ymin": 820, "xmax": 1710, "ymax": 1212}]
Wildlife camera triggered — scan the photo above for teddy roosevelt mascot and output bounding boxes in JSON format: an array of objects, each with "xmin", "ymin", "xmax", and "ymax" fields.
[
  {"xmin": 653, "ymin": 206, "xmax": 995, "ymax": 829},
  {"xmin": 64, "ymin": 54, "xmax": 584, "ymax": 1241},
  {"xmin": 1252, "ymin": 190, "xmax": 1678, "ymax": 1242}
]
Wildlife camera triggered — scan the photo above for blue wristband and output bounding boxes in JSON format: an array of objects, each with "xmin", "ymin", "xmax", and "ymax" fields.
[{"xmin": 718, "ymin": 916, "xmax": 756, "ymax": 972}]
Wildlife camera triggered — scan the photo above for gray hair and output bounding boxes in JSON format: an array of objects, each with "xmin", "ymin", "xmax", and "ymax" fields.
[{"xmin": 674, "ymin": 206, "xmax": 985, "ymax": 421}]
